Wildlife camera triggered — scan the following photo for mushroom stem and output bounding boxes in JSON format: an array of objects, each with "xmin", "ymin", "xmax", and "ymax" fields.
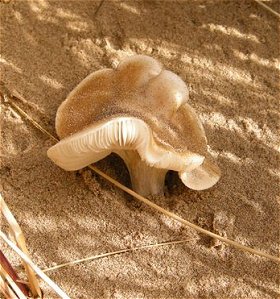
[{"xmin": 115, "ymin": 150, "xmax": 168, "ymax": 196}]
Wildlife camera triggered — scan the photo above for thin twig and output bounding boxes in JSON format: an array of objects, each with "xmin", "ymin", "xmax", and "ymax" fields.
[
  {"xmin": 94, "ymin": 0, "xmax": 105, "ymax": 17},
  {"xmin": 43, "ymin": 238, "xmax": 195, "ymax": 273},
  {"xmin": 5, "ymin": 98, "xmax": 280, "ymax": 263},
  {"xmin": 254, "ymin": 0, "xmax": 280, "ymax": 18},
  {"xmin": 6, "ymin": 97, "xmax": 58, "ymax": 143},
  {"xmin": 0, "ymin": 231, "xmax": 71, "ymax": 299},
  {"xmin": 90, "ymin": 165, "xmax": 280, "ymax": 263}
]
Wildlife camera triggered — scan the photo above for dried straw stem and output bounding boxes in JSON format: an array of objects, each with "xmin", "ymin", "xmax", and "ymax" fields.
[
  {"xmin": 0, "ymin": 250, "xmax": 29, "ymax": 296},
  {"xmin": 0, "ymin": 195, "xmax": 42, "ymax": 297},
  {"xmin": 6, "ymin": 99, "xmax": 280, "ymax": 263},
  {"xmin": 0, "ymin": 231, "xmax": 71, "ymax": 299},
  {"xmin": 0, "ymin": 274, "xmax": 19, "ymax": 299},
  {"xmin": 0, "ymin": 267, "xmax": 27, "ymax": 299}
]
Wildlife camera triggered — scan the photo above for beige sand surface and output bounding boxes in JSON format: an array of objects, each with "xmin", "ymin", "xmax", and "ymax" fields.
[{"xmin": 1, "ymin": 0, "xmax": 279, "ymax": 298}]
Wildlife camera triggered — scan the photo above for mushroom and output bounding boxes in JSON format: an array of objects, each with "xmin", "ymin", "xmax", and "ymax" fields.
[{"xmin": 47, "ymin": 55, "xmax": 221, "ymax": 196}]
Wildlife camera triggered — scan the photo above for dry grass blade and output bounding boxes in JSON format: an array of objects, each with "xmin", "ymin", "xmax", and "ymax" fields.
[
  {"xmin": 254, "ymin": 0, "xmax": 280, "ymax": 18},
  {"xmin": 43, "ymin": 238, "xmax": 195, "ymax": 273},
  {"xmin": 0, "ymin": 195, "xmax": 42, "ymax": 297},
  {"xmin": 0, "ymin": 267, "xmax": 27, "ymax": 299},
  {"xmin": 0, "ymin": 274, "xmax": 18, "ymax": 299},
  {"xmin": 90, "ymin": 165, "xmax": 280, "ymax": 263},
  {"xmin": 94, "ymin": 0, "xmax": 105, "ymax": 17},
  {"xmin": 0, "ymin": 231, "xmax": 71, "ymax": 299},
  {"xmin": 7, "ymin": 98, "xmax": 58, "ymax": 143},
  {"xmin": 5, "ymin": 98, "xmax": 280, "ymax": 263},
  {"xmin": 0, "ymin": 250, "xmax": 29, "ymax": 296}
]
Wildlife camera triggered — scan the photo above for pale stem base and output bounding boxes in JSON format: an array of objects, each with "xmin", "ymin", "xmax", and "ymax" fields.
[{"xmin": 115, "ymin": 150, "xmax": 168, "ymax": 196}]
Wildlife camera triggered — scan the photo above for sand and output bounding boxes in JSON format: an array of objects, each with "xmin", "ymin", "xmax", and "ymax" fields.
[{"xmin": 1, "ymin": 0, "xmax": 279, "ymax": 298}]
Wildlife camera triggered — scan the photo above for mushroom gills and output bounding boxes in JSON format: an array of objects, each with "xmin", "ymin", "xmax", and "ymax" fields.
[
  {"xmin": 48, "ymin": 117, "xmax": 143, "ymax": 171},
  {"xmin": 48, "ymin": 117, "xmax": 202, "ymax": 171},
  {"xmin": 47, "ymin": 117, "xmax": 206, "ymax": 196}
]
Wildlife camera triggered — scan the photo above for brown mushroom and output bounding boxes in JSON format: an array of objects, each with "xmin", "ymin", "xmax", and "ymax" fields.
[{"xmin": 47, "ymin": 55, "xmax": 221, "ymax": 196}]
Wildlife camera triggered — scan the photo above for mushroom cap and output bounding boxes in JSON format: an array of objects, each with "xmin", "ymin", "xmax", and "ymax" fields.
[{"xmin": 48, "ymin": 55, "xmax": 221, "ymax": 190}]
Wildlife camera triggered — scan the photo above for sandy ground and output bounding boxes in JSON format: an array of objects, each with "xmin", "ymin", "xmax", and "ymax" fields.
[{"xmin": 1, "ymin": 0, "xmax": 279, "ymax": 298}]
